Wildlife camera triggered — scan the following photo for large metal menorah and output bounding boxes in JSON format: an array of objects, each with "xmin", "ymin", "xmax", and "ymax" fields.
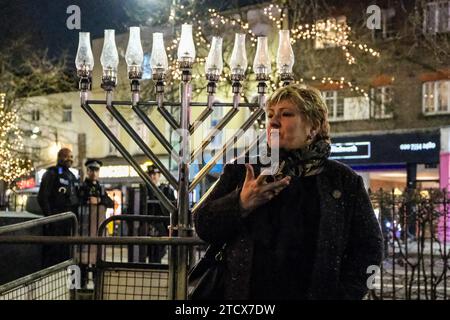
[{"xmin": 76, "ymin": 25, "xmax": 294, "ymax": 299}]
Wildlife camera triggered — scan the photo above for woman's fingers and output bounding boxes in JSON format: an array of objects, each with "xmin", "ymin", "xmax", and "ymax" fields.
[
  {"xmin": 255, "ymin": 173, "xmax": 268, "ymax": 185},
  {"xmin": 242, "ymin": 167, "xmax": 291, "ymax": 210},
  {"xmin": 271, "ymin": 185, "xmax": 286, "ymax": 194},
  {"xmin": 260, "ymin": 176, "xmax": 290, "ymax": 193},
  {"xmin": 258, "ymin": 177, "xmax": 291, "ymax": 203},
  {"xmin": 244, "ymin": 164, "xmax": 255, "ymax": 183}
]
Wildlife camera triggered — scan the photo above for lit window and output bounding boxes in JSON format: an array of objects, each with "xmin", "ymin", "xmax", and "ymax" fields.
[
  {"xmin": 423, "ymin": 1, "xmax": 450, "ymax": 34},
  {"xmin": 323, "ymin": 91, "xmax": 344, "ymax": 120},
  {"xmin": 62, "ymin": 105, "xmax": 72, "ymax": 122},
  {"xmin": 370, "ymin": 86, "xmax": 393, "ymax": 119},
  {"xmin": 423, "ymin": 80, "xmax": 450, "ymax": 114},
  {"xmin": 373, "ymin": 8, "xmax": 396, "ymax": 40},
  {"xmin": 31, "ymin": 110, "xmax": 40, "ymax": 121}
]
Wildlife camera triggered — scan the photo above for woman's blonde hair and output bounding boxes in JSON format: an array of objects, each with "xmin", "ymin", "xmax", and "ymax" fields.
[{"xmin": 266, "ymin": 84, "xmax": 331, "ymax": 143}]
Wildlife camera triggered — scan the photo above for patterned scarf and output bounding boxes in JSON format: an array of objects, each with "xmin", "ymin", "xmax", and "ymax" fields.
[{"xmin": 276, "ymin": 138, "xmax": 331, "ymax": 177}]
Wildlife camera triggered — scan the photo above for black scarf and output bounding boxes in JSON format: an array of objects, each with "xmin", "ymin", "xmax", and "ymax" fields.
[{"xmin": 277, "ymin": 138, "xmax": 331, "ymax": 177}]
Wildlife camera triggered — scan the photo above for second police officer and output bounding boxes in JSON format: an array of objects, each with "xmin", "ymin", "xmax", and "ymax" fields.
[
  {"xmin": 78, "ymin": 159, "xmax": 114, "ymax": 288},
  {"xmin": 145, "ymin": 164, "xmax": 176, "ymax": 263}
]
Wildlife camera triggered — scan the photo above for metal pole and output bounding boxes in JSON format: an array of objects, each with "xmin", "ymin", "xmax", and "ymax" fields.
[
  {"xmin": 0, "ymin": 212, "xmax": 78, "ymax": 236},
  {"xmin": 169, "ymin": 73, "xmax": 192, "ymax": 300},
  {"xmin": 0, "ymin": 236, "xmax": 204, "ymax": 245}
]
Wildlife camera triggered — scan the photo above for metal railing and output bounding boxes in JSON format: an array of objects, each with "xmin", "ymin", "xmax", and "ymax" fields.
[
  {"xmin": 94, "ymin": 215, "xmax": 202, "ymax": 300},
  {"xmin": 0, "ymin": 260, "xmax": 74, "ymax": 300},
  {"xmin": 0, "ymin": 212, "xmax": 205, "ymax": 300},
  {"xmin": 368, "ymin": 188, "xmax": 450, "ymax": 300},
  {"xmin": 2, "ymin": 186, "xmax": 449, "ymax": 300},
  {"xmin": 0, "ymin": 212, "xmax": 78, "ymax": 236},
  {"xmin": 0, "ymin": 212, "xmax": 78, "ymax": 300}
]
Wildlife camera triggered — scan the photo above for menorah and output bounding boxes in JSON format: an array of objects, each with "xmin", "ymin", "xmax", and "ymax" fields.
[{"xmin": 75, "ymin": 24, "xmax": 295, "ymax": 299}]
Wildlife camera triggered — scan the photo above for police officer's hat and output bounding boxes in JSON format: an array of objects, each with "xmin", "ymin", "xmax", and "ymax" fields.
[
  {"xmin": 147, "ymin": 164, "xmax": 160, "ymax": 174},
  {"xmin": 85, "ymin": 159, "xmax": 103, "ymax": 169}
]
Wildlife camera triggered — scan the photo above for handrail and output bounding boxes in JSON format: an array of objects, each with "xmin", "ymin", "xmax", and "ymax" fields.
[
  {"xmin": 0, "ymin": 212, "xmax": 78, "ymax": 236},
  {"xmin": 97, "ymin": 214, "xmax": 170, "ymax": 237},
  {"xmin": 0, "ymin": 260, "xmax": 75, "ymax": 295},
  {"xmin": 0, "ymin": 236, "xmax": 204, "ymax": 245}
]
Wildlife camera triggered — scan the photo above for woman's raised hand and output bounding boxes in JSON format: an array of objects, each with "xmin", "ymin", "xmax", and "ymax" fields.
[{"xmin": 239, "ymin": 164, "xmax": 291, "ymax": 213}]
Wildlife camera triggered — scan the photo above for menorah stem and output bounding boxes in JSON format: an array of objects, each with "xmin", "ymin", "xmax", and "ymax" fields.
[
  {"xmin": 178, "ymin": 80, "xmax": 191, "ymax": 225},
  {"xmin": 257, "ymin": 81, "xmax": 267, "ymax": 109},
  {"xmin": 169, "ymin": 75, "xmax": 192, "ymax": 300},
  {"xmin": 232, "ymin": 91, "xmax": 241, "ymax": 109},
  {"xmin": 207, "ymin": 92, "xmax": 214, "ymax": 109},
  {"xmin": 156, "ymin": 92, "xmax": 164, "ymax": 109},
  {"xmin": 131, "ymin": 79, "xmax": 140, "ymax": 106},
  {"xmin": 79, "ymin": 77, "xmax": 91, "ymax": 106},
  {"xmin": 106, "ymin": 90, "xmax": 113, "ymax": 107}
]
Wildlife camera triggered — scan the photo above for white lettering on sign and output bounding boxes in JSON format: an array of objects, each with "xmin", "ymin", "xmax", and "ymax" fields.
[
  {"xmin": 399, "ymin": 141, "xmax": 436, "ymax": 152},
  {"xmin": 99, "ymin": 163, "xmax": 155, "ymax": 178},
  {"xmin": 331, "ymin": 145, "xmax": 358, "ymax": 153},
  {"xmin": 99, "ymin": 165, "xmax": 131, "ymax": 178},
  {"xmin": 330, "ymin": 142, "xmax": 371, "ymax": 160}
]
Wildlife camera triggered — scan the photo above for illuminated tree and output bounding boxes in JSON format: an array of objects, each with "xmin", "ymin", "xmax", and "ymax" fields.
[
  {"xmin": 0, "ymin": 93, "xmax": 32, "ymax": 185},
  {"xmin": 0, "ymin": 38, "xmax": 74, "ymax": 205}
]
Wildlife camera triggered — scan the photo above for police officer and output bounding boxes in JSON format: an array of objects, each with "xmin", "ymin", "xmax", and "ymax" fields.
[
  {"xmin": 38, "ymin": 148, "xmax": 80, "ymax": 267},
  {"xmin": 78, "ymin": 159, "xmax": 114, "ymax": 288},
  {"xmin": 79, "ymin": 159, "xmax": 113, "ymax": 207},
  {"xmin": 145, "ymin": 164, "xmax": 175, "ymax": 263}
]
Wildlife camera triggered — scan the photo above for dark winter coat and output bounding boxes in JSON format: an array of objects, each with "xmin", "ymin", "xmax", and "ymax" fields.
[
  {"xmin": 193, "ymin": 159, "xmax": 384, "ymax": 300},
  {"xmin": 38, "ymin": 165, "xmax": 80, "ymax": 216},
  {"xmin": 79, "ymin": 178, "xmax": 114, "ymax": 208}
]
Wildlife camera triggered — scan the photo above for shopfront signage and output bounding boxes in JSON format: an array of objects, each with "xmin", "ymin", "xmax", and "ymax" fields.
[
  {"xmin": 99, "ymin": 162, "xmax": 156, "ymax": 179},
  {"xmin": 399, "ymin": 142, "xmax": 437, "ymax": 151},
  {"xmin": 331, "ymin": 142, "xmax": 371, "ymax": 160},
  {"xmin": 100, "ymin": 165, "xmax": 141, "ymax": 178},
  {"xmin": 331, "ymin": 130, "xmax": 440, "ymax": 164},
  {"xmin": 16, "ymin": 177, "xmax": 36, "ymax": 190}
]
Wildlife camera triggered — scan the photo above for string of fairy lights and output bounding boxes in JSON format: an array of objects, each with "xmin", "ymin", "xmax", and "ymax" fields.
[
  {"xmin": 263, "ymin": 4, "xmax": 380, "ymax": 65},
  {"xmin": 161, "ymin": 2, "xmax": 379, "ymax": 99},
  {"xmin": 0, "ymin": 93, "xmax": 32, "ymax": 184}
]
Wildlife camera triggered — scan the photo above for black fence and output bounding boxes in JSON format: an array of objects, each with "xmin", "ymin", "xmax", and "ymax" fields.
[
  {"xmin": 0, "ymin": 212, "xmax": 205, "ymax": 300},
  {"xmin": 368, "ymin": 188, "xmax": 450, "ymax": 300},
  {"xmin": 0, "ymin": 213, "xmax": 78, "ymax": 300},
  {"xmin": 94, "ymin": 215, "xmax": 171, "ymax": 300}
]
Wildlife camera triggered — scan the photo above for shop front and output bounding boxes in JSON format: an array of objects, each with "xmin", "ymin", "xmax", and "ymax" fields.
[
  {"xmin": 330, "ymin": 129, "xmax": 441, "ymax": 192},
  {"xmin": 95, "ymin": 155, "xmax": 174, "ymax": 233}
]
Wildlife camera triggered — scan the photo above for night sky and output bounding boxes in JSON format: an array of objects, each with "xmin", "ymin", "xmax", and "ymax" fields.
[
  {"xmin": 0, "ymin": 0, "xmax": 267, "ymax": 60},
  {"xmin": 0, "ymin": 0, "xmax": 133, "ymax": 58}
]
